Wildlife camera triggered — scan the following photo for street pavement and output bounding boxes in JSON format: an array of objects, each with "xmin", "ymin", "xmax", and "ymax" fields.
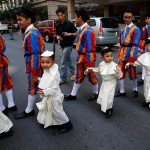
[{"xmin": 0, "ymin": 32, "xmax": 150, "ymax": 150}]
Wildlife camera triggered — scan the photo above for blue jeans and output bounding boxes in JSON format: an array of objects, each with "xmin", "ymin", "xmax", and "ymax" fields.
[{"xmin": 60, "ymin": 46, "xmax": 75, "ymax": 81}]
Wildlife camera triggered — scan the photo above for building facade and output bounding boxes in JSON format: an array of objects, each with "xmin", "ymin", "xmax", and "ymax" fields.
[{"xmin": 0, "ymin": 0, "xmax": 149, "ymax": 27}]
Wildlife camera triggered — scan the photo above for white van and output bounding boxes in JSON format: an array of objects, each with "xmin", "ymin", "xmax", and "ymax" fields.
[{"xmin": 72, "ymin": 17, "xmax": 120, "ymax": 47}]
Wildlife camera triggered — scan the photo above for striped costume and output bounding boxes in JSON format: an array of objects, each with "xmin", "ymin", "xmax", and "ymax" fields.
[
  {"xmin": 22, "ymin": 26, "xmax": 45, "ymax": 95},
  {"xmin": 75, "ymin": 25, "xmax": 98, "ymax": 84},
  {"xmin": 118, "ymin": 23, "xmax": 140, "ymax": 80},
  {"xmin": 0, "ymin": 35, "xmax": 13, "ymax": 93}
]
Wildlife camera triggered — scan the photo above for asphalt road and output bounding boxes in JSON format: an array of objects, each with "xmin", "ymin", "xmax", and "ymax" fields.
[{"xmin": 0, "ymin": 32, "xmax": 150, "ymax": 150}]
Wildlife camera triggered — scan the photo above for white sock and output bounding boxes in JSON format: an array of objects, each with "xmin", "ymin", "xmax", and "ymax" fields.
[
  {"xmin": 92, "ymin": 83, "xmax": 99, "ymax": 94},
  {"xmin": 132, "ymin": 79, "xmax": 137, "ymax": 91},
  {"xmin": 25, "ymin": 95, "xmax": 37, "ymax": 113},
  {"xmin": 0, "ymin": 94, "xmax": 5, "ymax": 111},
  {"xmin": 118, "ymin": 79, "xmax": 125, "ymax": 93},
  {"xmin": 5, "ymin": 89, "xmax": 15, "ymax": 108},
  {"xmin": 142, "ymin": 66, "xmax": 145, "ymax": 80},
  {"xmin": 71, "ymin": 83, "xmax": 81, "ymax": 96}
]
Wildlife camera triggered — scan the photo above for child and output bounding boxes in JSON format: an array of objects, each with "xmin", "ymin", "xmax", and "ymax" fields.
[
  {"xmin": 0, "ymin": 34, "xmax": 17, "ymax": 115},
  {"xmin": 85, "ymin": 48, "xmax": 122, "ymax": 118},
  {"xmin": 36, "ymin": 50, "xmax": 73, "ymax": 133},
  {"xmin": 0, "ymin": 111, "xmax": 13, "ymax": 139},
  {"xmin": 127, "ymin": 38, "xmax": 150, "ymax": 108}
]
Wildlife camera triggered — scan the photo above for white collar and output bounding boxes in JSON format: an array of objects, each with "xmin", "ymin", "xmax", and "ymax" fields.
[
  {"xmin": 126, "ymin": 22, "xmax": 133, "ymax": 28},
  {"xmin": 80, "ymin": 22, "xmax": 88, "ymax": 31},
  {"xmin": 25, "ymin": 24, "xmax": 34, "ymax": 33},
  {"xmin": 48, "ymin": 63, "xmax": 58, "ymax": 76}
]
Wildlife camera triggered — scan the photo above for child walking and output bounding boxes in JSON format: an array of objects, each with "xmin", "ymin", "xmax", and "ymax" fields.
[
  {"xmin": 127, "ymin": 38, "xmax": 150, "ymax": 108},
  {"xmin": 85, "ymin": 48, "xmax": 122, "ymax": 118},
  {"xmin": 0, "ymin": 34, "xmax": 17, "ymax": 115},
  {"xmin": 36, "ymin": 50, "xmax": 73, "ymax": 133}
]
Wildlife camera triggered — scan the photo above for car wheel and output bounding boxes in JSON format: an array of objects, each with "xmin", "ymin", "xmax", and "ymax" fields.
[{"xmin": 44, "ymin": 34, "xmax": 50, "ymax": 42}]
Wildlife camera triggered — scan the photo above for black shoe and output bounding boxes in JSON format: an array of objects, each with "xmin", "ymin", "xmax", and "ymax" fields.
[
  {"xmin": 7, "ymin": 105, "xmax": 17, "ymax": 111},
  {"xmin": 2, "ymin": 108, "xmax": 8, "ymax": 115},
  {"xmin": 114, "ymin": 91, "xmax": 126, "ymax": 97},
  {"xmin": 88, "ymin": 93, "xmax": 98, "ymax": 101},
  {"xmin": 137, "ymin": 79, "xmax": 144, "ymax": 86},
  {"xmin": 58, "ymin": 120, "xmax": 73, "ymax": 134},
  {"xmin": 133, "ymin": 91, "xmax": 138, "ymax": 98},
  {"xmin": 142, "ymin": 102, "xmax": 150, "ymax": 107},
  {"xmin": 14, "ymin": 110, "xmax": 35, "ymax": 119},
  {"xmin": 105, "ymin": 109, "xmax": 113, "ymax": 119},
  {"xmin": 64, "ymin": 94, "xmax": 76, "ymax": 100},
  {"xmin": 0, "ymin": 129, "xmax": 13, "ymax": 139}
]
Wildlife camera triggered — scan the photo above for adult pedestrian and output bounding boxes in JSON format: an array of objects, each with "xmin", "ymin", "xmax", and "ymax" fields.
[
  {"xmin": 14, "ymin": 7, "xmax": 45, "ymax": 119},
  {"xmin": 65, "ymin": 8, "xmax": 99, "ymax": 101},
  {"xmin": 56, "ymin": 8, "xmax": 77, "ymax": 84},
  {"xmin": 137, "ymin": 14, "xmax": 150, "ymax": 86},
  {"xmin": 115, "ymin": 7, "xmax": 140, "ymax": 98}
]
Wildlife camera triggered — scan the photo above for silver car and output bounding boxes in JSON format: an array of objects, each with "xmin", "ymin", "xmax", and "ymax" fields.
[{"xmin": 72, "ymin": 17, "xmax": 120, "ymax": 47}]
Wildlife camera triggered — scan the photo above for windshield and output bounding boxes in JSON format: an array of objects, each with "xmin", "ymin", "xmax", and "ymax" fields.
[{"xmin": 101, "ymin": 18, "xmax": 119, "ymax": 28}]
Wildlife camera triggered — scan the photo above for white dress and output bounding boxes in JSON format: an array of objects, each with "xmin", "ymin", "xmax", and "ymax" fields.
[
  {"xmin": 88, "ymin": 61, "xmax": 122, "ymax": 113},
  {"xmin": 36, "ymin": 64, "xmax": 69, "ymax": 128},
  {"xmin": 134, "ymin": 52, "xmax": 150, "ymax": 105},
  {"xmin": 0, "ymin": 111, "xmax": 13, "ymax": 134}
]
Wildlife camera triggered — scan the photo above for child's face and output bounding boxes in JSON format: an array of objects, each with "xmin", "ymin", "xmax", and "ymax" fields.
[
  {"xmin": 147, "ymin": 43, "xmax": 150, "ymax": 52},
  {"xmin": 102, "ymin": 52, "xmax": 113, "ymax": 63},
  {"xmin": 16, "ymin": 15, "xmax": 31, "ymax": 29},
  {"xmin": 41, "ymin": 57, "xmax": 54, "ymax": 70}
]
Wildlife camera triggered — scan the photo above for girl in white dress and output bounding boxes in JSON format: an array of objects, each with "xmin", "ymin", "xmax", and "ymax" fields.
[
  {"xmin": 85, "ymin": 48, "xmax": 122, "ymax": 118},
  {"xmin": 36, "ymin": 50, "xmax": 73, "ymax": 133},
  {"xmin": 126, "ymin": 38, "xmax": 150, "ymax": 108},
  {"xmin": 0, "ymin": 111, "xmax": 13, "ymax": 139}
]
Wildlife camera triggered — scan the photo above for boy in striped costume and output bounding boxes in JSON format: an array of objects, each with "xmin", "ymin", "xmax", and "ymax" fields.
[
  {"xmin": 65, "ymin": 8, "xmax": 98, "ymax": 101},
  {"xmin": 115, "ymin": 7, "xmax": 140, "ymax": 98},
  {"xmin": 14, "ymin": 7, "xmax": 45, "ymax": 119},
  {"xmin": 0, "ymin": 34, "xmax": 17, "ymax": 115}
]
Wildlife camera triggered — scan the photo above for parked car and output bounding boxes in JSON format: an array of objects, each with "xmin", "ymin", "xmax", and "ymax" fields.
[
  {"xmin": 0, "ymin": 21, "xmax": 8, "ymax": 33},
  {"xmin": 37, "ymin": 20, "xmax": 59, "ymax": 42},
  {"xmin": 72, "ymin": 17, "xmax": 120, "ymax": 47}
]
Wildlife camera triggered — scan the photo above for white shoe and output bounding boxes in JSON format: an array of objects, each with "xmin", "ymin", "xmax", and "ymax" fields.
[
  {"xmin": 59, "ymin": 79, "xmax": 67, "ymax": 84},
  {"xmin": 70, "ymin": 75, "xmax": 74, "ymax": 81}
]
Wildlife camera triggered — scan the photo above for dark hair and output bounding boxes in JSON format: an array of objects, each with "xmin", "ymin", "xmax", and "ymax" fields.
[
  {"xmin": 56, "ymin": 8, "xmax": 65, "ymax": 14},
  {"xmin": 15, "ymin": 7, "xmax": 36, "ymax": 23},
  {"xmin": 50, "ymin": 54, "xmax": 55, "ymax": 61},
  {"xmin": 122, "ymin": 7, "xmax": 135, "ymax": 16},
  {"xmin": 75, "ymin": 8, "xmax": 90, "ymax": 22},
  {"xmin": 100, "ymin": 47, "xmax": 112, "ymax": 56},
  {"xmin": 145, "ymin": 14, "xmax": 150, "ymax": 18}
]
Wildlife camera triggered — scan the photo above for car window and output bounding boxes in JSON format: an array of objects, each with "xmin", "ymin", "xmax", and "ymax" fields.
[
  {"xmin": 87, "ymin": 19, "xmax": 96, "ymax": 27},
  {"xmin": 101, "ymin": 18, "xmax": 119, "ymax": 28},
  {"xmin": 38, "ymin": 22, "xmax": 46, "ymax": 27},
  {"xmin": 48, "ymin": 21, "xmax": 52, "ymax": 27}
]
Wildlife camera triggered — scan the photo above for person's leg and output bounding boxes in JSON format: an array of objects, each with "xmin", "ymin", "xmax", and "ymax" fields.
[
  {"xmin": 137, "ymin": 66, "xmax": 145, "ymax": 86},
  {"xmin": 14, "ymin": 72, "xmax": 37, "ymax": 119},
  {"xmin": 60, "ymin": 47, "xmax": 68, "ymax": 82},
  {"xmin": 115, "ymin": 61, "xmax": 126, "ymax": 97},
  {"xmin": 87, "ymin": 69, "xmax": 99, "ymax": 101},
  {"xmin": 4, "ymin": 66, "xmax": 16, "ymax": 109},
  {"xmin": 128, "ymin": 65, "xmax": 138, "ymax": 98},
  {"xmin": 66, "ymin": 46, "xmax": 75, "ymax": 76},
  {"xmin": 65, "ymin": 63, "xmax": 85, "ymax": 100},
  {"xmin": 0, "ymin": 94, "xmax": 5, "ymax": 111}
]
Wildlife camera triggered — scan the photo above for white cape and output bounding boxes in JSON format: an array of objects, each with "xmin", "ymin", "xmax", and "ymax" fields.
[{"xmin": 0, "ymin": 111, "xmax": 13, "ymax": 133}]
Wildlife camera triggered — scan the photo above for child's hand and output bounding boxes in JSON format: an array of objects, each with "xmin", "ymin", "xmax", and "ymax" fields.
[
  {"xmin": 37, "ymin": 89, "xmax": 44, "ymax": 96},
  {"xmin": 33, "ymin": 76, "xmax": 38, "ymax": 83},
  {"xmin": 114, "ymin": 66, "xmax": 121, "ymax": 74},
  {"xmin": 84, "ymin": 70, "xmax": 88, "ymax": 75}
]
